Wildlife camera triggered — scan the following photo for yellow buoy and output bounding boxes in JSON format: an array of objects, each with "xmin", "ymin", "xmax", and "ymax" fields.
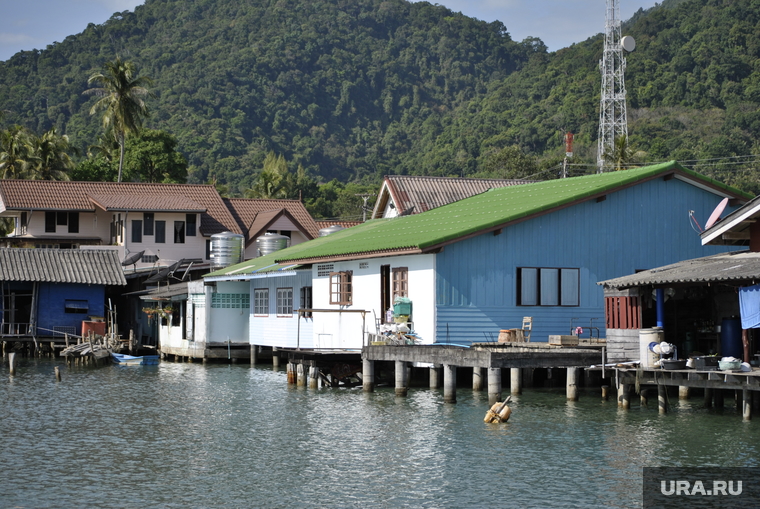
[{"xmin": 484, "ymin": 397, "xmax": 512, "ymax": 423}]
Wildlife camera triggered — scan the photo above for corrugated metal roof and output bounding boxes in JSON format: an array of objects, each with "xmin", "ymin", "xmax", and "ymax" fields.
[
  {"xmin": 598, "ymin": 250, "xmax": 760, "ymax": 289},
  {"xmin": 272, "ymin": 161, "xmax": 749, "ymax": 263},
  {"xmin": 223, "ymin": 198, "xmax": 320, "ymax": 240},
  {"xmin": 0, "ymin": 248, "xmax": 127, "ymax": 285},
  {"xmin": 0, "ymin": 180, "xmax": 241, "ymax": 236}
]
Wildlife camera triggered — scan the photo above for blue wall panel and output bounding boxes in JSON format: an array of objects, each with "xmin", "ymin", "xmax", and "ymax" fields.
[
  {"xmin": 435, "ymin": 177, "xmax": 741, "ymax": 344},
  {"xmin": 37, "ymin": 283, "xmax": 105, "ymax": 336}
]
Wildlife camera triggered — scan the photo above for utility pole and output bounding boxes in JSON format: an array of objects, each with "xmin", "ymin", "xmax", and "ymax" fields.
[
  {"xmin": 597, "ymin": 0, "xmax": 634, "ymax": 172},
  {"xmin": 355, "ymin": 194, "xmax": 375, "ymax": 222}
]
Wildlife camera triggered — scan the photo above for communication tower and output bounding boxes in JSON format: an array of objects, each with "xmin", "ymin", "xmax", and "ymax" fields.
[{"xmin": 597, "ymin": 0, "xmax": 635, "ymax": 172}]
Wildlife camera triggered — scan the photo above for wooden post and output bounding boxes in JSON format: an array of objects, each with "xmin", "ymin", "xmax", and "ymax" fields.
[
  {"xmin": 743, "ymin": 389, "xmax": 752, "ymax": 421},
  {"xmin": 129, "ymin": 330, "xmax": 135, "ymax": 355},
  {"xmin": 9, "ymin": 352, "xmax": 17, "ymax": 376},
  {"xmin": 510, "ymin": 368, "xmax": 522, "ymax": 395},
  {"xmin": 250, "ymin": 345, "xmax": 258, "ymax": 365},
  {"xmin": 679, "ymin": 386, "xmax": 690, "ymax": 400},
  {"xmin": 443, "ymin": 364, "xmax": 457, "ymax": 404},
  {"xmin": 309, "ymin": 364, "xmax": 319, "ymax": 389},
  {"xmin": 54, "ymin": 366, "xmax": 61, "ymax": 382},
  {"xmin": 658, "ymin": 385, "xmax": 668, "ymax": 414},
  {"xmin": 287, "ymin": 362, "xmax": 296, "ymax": 385},
  {"xmin": 395, "ymin": 360, "xmax": 408, "ymax": 397},
  {"xmin": 362, "ymin": 358, "xmax": 375, "ymax": 392},
  {"xmin": 488, "ymin": 367, "xmax": 502, "ymax": 405},
  {"xmin": 429, "ymin": 365, "xmax": 440, "ymax": 389},
  {"xmin": 640, "ymin": 388, "xmax": 650, "ymax": 407},
  {"xmin": 566, "ymin": 367, "xmax": 579, "ymax": 401},
  {"xmin": 272, "ymin": 348, "xmax": 280, "ymax": 369},
  {"xmin": 618, "ymin": 384, "xmax": 630, "ymax": 409},
  {"xmin": 472, "ymin": 367, "xmax": 484, "ymax": 391},
  {"xmin": 601, "ymin": 385, "xmax": 609, "ymax": 401},
  {"xmin": 296, "ymin": 363, "xmax": 306, "ymax": 387}
]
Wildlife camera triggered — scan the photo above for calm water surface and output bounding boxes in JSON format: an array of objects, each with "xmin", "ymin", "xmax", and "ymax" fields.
[{"xmin": 2, "ymin": 358, "xmax": 759, "ymax": 508}]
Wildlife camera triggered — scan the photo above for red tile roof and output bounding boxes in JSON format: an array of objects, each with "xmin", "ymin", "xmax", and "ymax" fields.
[
  {"xmin": 0, "ymin": 180, "xmax": 241, "ymax": 236},
  {"xmin": 224, "ymin": 198, "xmax": 320, "ymax": 241}
]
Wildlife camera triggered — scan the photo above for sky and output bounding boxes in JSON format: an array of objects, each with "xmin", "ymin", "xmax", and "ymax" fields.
[{"xmin": 0, "ymin": 0, "xmax": 661, "ymax": 62}]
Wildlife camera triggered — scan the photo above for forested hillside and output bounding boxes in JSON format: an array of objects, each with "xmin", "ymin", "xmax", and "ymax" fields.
[{"xmin": 1, "ymin": 0, "xmax": 760, "ymax": 195}]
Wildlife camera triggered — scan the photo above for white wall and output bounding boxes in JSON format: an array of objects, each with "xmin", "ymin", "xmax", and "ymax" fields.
[
  {"xmin": 248, "ymin": 271, "xmax": 313, "ymax": 349},
  {"xmin": 312, "ymin": 254, "xmax": 436, "ymax": 349},
  {"xmin": 207, "ymin": 281, "xmax": 250, "ymax": 343}
]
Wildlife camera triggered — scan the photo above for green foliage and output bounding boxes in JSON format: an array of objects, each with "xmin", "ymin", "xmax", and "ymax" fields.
[{"xmin": 0, "ymin": 125, "xmax": 76, "ymax": 180}]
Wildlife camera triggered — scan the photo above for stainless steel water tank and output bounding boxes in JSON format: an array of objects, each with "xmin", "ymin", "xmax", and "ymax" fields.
[
  {"xmin": 318, "ymin": 225, "xmax": 345, "ymax": 237},
  {"xmin": 210, "ymin": 231, "xmax": 244, "ymax": 270},
  {"xmin": 256, "ymin": 232, "xmax": 290, "ymax": 256}
]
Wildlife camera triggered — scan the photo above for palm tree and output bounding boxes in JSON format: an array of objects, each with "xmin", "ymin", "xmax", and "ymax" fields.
[
  {"xmin": 31, "ymin": 128, "xmax": 76, "ymax": 180},
  {"xmin": 0, "ymin": 125, "xmax": 34, "ymax": 179},
  {"xmin": 84, "ymin": 57, "xmax": 154, "ymax": 182},
  {"xmin": 602, "ymin": 135, "xmax": 647, "ymax": 171}
]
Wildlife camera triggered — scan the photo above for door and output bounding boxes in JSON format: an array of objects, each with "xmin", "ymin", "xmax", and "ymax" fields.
[{"xmin": 380, "ymin": 264, "xmax": 390, "ymax": 323}]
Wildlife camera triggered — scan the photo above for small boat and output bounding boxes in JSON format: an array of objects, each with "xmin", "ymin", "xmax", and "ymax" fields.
[{"xmin": 111, "ymin": 352, "xmax": 159, "ymax": 366}]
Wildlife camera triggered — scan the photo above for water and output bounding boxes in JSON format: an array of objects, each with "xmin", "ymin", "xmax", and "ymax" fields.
[{"xmin": 2, "ymin": 359, "xmax": 759, "ymax": 508}]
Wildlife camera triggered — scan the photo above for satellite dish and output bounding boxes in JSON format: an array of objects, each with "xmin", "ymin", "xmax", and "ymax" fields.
[
  {"xmin": 621, "ymin": 36, "xmax": 636, "ymax": 52},
  {"xmin": 705, "ymin": 198, "xmax": 729, "ymax": 230},
  {"xmin": 122, "ymin": 250, "xmax": 145, "ymax": 266}
]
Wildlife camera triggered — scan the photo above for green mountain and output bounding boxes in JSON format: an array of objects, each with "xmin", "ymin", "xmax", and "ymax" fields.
[{"xmin": 1, "ymin": 0, "xmax": 760, "ymax": 194}]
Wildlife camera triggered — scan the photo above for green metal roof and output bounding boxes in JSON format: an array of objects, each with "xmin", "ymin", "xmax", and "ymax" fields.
[{"xmin": 208, "ymin": 161, "xmax": 750, "ymax": 275}]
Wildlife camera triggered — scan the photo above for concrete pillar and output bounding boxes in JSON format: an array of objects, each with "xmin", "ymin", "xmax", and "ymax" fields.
[
  {"xmin": 704, "ymin": 388, "xmax": 713, "ymax": 408},
  {"xmin": 443, "ymin": 364, "xmax": 457, "ymax": 404},
  {"xmin": 296, "ymin": 363, "xmax": 306, "ymax": 387},
  {"xmin": 472, "ymin": 367, "xmax": 484, "ymax": 391},
  {"xmin": 429, "ymin": 365, "xmax": 441, "ymax": 389},
  {"xmin": 658, "ymin": 385, "xmax": 668, "ymax": 414},
  {"xmin": 250, "ymin": 345, "xmax": 258, "ymax": 365},
  {"xmin": 601, "ymin": 385, "xmax": 610, "ymax": 401},
  {"xmin": 308, "ymin": 365, "xmax": 319, "ymax": 389},
  {"xmin": 488, "ymin": 367, "xmax": 502, "ymax": 405},
  {"xmin": 641, "ymin": 388, "xmax": 651, "ymax": 407},
  {"xmin": 510, "ymin": 368, "xmax": 522, "ymax": 395},
  {"xmin": 566, "ymin": 367, "xmax": 579, "ymax": 401},
  {"xmin": 743, "ymin": 389, "xmax": 752, "ymax": 421},
  {"xmin": 395, "ymin": 360, "xmax": 408, "ymax": 397},
  {"xmin": 679, "ymin": 386, "xmax": 690, "ymax": 400},
  {"xmin": 618, "ymin": 384, "xmax": 631, "ymax": 409},
  {"xmin": 8, "ymin": 352, "xmax": 16, "ymax": 376},
  {"xmin": 272, "ymin": 349, "xmax": 280, "ymax": 368},
  {"xmin": 54, "ymin": 366, "xmax": 61, "ymax": 382},
  {"xmin": 362, "ymin": 358, "xmax": 375, "ymax": 392},
  {"xmin": 287, "ymin": 362, "xmax": 297, "ymax": 385}
]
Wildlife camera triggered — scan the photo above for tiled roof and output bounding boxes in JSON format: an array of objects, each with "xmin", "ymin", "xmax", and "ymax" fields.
[
  {"xmin": 267, "ymin": 161, "xmax": 749, "ymax": 263},
  {"xmin": 88, "ymin": 193, "xmax": 206, "ymax": 212},
  {"xmin": 0, "ymin": 248, "xmax": 127, "ymax": 285},
  {"xmin": 371, "ymin": 175, "xmax": 534, "ymax": 218},
  {"xmin": 0, "ymin": 180, "xmax": 241, "ymax": 236},
  {"xmin": 223, "ymin": 198, "xmax": 320, "ymax": 240},
  {"xmin": 598, "ymin": 250, "xmax": 760, "ymax": 289},
  {"xmin": 315, "ymin": 220, "xmax": 363, "ymax": 229}
]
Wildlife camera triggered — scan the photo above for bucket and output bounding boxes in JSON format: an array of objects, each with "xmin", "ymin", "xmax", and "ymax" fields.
[
  {"xmin": 639, "ymin": 328, "xmax": 664, "ymax": 367},
  {"xmin": 720, "ymin": 317, "xmax": 742, "ymax": 358}
]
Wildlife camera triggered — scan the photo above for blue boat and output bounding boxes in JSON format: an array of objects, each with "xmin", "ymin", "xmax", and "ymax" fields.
[{"xmin": 111, "ymin": 352, "xmax": 159, "ymax": 366}]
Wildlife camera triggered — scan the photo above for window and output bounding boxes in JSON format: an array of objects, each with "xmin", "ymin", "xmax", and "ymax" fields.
[
  {"xmin": 392, "ymin": 267, "xmax": 408, "ymax": 298},
  {"xmin": 330, "ymin": 271, "xmax": 352, "ymax": 305},
  {"xmin": 132, "ymin": 220, "xmax": 142, "ymax": 243},
  {"xmin": 155, "ymin": 221, "xmax": 166, "ymax": 243},
  {"xmin": 45, "ymin": 212, "xmax": 56, "ymax": 233},
  {"xmin": 64, "ymin": 299, "xmax": 88, "ymax": 314},
  {"xmin": 174, "ymin": 221, "xmax": 185, "ymax": 243},
  {"xmin": 57, "ymin": 212, "xmax": 68, "ymax": 226},
  {"xmin": 254, "ymin": 289, "xmax": 269, "ymax": 315},
  {"xmin": 517, "ymin": 267, "xmax": 580, "ymax": 307},
  {"xmin": 144, "ymin": 213, "xmax": 154, "ymax": 236},
  {"xmin": 300, "ymin": 287, "xmax": 313, "ymax": 318},
  {"xmin": 186, "ymin": 214, "xmax": 197, "ymax": 237},
  {"xmin": 19, "ymin": 212, "xmax": 27, "ymax": 235},
  {"xmin": 205, "ymin": 239, "xmax": 211, "ymax": 260},
  {"xmin": 68, "ymin": 212, "xmax": 79, "ymax": 233},
  {"xmin": 277, "ymin": 288, "xmax": 293, "ymax": 316}
]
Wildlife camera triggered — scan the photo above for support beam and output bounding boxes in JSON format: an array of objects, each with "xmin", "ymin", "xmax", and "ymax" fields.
[
  {"xmin": 362, "ymin": 358, "xmax": 375, "ymax": 392},
  {"xmin": 658, "ymin": 385, "xmax": 668, "ymax": 414},
  {"xmin": 566, "ymin": 367, "xmax": 579, "ymax": 401},
  {"xmin": 395, "ymin": 360, "xmax": 408, "ymax": 397},
  {"xmin": 488, "ymin": 368, "xmax": 502, "ymax": 405},
  {"xmin": 510, "ymin": 368, "xmax": 522, "ymax": 395},
  {"xmin": 472, "ymin": 367, "xmax": 484, "ymax": 391},
  {"xmin": 443, "ymin": 364, "xmax": 457, "ymax": 404},
  {"xmin": 429, "ymin": 365, "xmax": 441, "ymax": 389}
]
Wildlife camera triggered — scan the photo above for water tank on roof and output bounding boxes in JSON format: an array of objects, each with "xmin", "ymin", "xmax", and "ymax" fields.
[
  {"xmin": 319, "ymin": 225, "xmax": 345, "ymax": 237},
  {"xmin": 210, "ymin": 232, "xmax": 244, "ymax": 270},
  {"xmin": 256, "ymin": 232, "xmax": 290, "ymax": 257}
]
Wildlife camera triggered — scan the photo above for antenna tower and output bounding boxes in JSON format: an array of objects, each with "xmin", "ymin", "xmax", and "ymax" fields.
[{"xmin": 597, "ymin": 0, "xmax": 628, "ymax": 172}]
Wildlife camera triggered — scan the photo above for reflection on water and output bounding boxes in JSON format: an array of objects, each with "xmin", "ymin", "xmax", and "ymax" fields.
[{"xmin": 2, "ymin": 359, "xmax": 760, "ymax": 508}]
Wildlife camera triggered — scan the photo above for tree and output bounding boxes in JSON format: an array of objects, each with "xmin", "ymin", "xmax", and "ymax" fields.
[
  {"xmin": 84, "ymin": 57, "xmax": 154, "ymax": 183},
  {"xmin": 0, "ymin": 125, "xmax": 34, "ymax": 179},
  {"xmin": 121, "ymin": 129, "xmax": 188, "ymax": 183},
  {"xmin": 30, "ymin": 128, "xmax": 77, "ymax": 180},
  {"xmin": 602, "ymin": 135, "xmax": 646, "ymax": 171},
  {"xmin": 245, "ymin": 152, "xmax": 290, "ymax": 199}
]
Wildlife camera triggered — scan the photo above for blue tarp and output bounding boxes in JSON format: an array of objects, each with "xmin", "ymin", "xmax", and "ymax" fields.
[{"xmin": 739, "ymin": 283, "xmax": 760, "ymax": 329}]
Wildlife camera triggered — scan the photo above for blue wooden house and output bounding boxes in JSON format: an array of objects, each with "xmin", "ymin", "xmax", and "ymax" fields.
[
  {"xmin": 209, "ymin": 162, "xmax": 750, "ymax": 348},
  {"xmin": 0, "ymin": 249, "xmax": 126, "ymax": 338}
]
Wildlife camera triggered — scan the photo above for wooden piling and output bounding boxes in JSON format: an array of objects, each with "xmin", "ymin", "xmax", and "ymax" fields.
[
  {"xmin": 679, "ymin": 386, "xmax": 690, "ymax": 400},
  {"xmin": 488, "ymin": 367, "xmax": 502, "ymax": 405},
  {"xmin": 309, "ymin": 365, "xmax": 319, "ymax": 389},
  {"xmin": 296, "ymin": 363, "xmax": 306, "ymax": 387},
  {"xmin": 618, "ymin": 384, "xmax": 631, "ymax": 409},
  {"xmin": 9, "ymin": 352, "xmax": 17, "ymax": 376},
  {"xmin": 395, "ymin": 360, "xmax": 408, "ymax": 397},
  {"xmin": 55, "ymin": 366, "xmax": 61, "ymax": 382},
  {"xmin": 272, "ymin": 348, "xmax": 280, "ymax": 368},
  {"xmin": 601, "ymin": 385, "xmax": 609, "ymax": 401},
  {"xmin": 510, "ymin": 368, "xmax": 522, "ymax": 395},
  {"xmin": 640, "ymin": 388, "xmax": 650, "ymax": 407},
  {"xmin": 362, "ymin": 358, "xmax": 375, "ymax": 392},
  {"xmin": 566, "ymin": 367, "xmax": 579, "ymax": 401},
  {"xmin": 658, "ymin": 385, "xmax": 668, "ymax": 414},
  {"xmin": 743, "ymin": 389, "xmax": 752, "ymax": 421},
  {"xmin": 443, "ymin": 364, "xmax": 457, "ymax": 404},
  {"xmin": 472, "ymin": 367, "xmax": 484, "ymax": 391}
]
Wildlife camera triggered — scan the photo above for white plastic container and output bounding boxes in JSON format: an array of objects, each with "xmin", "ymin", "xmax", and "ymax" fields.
[{"xmin": 639, "ymin": 328, "xmax": 664, "ymax": 367}]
